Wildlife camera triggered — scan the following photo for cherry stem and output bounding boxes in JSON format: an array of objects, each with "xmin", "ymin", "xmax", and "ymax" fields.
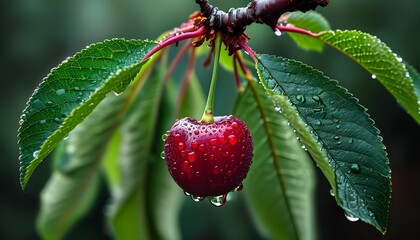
[
  {"xmin": 164, "ymin": 40, "xmax": 192, "ymax": 82},
  {"xmin": 237, "ymin": 40, "xmax": 258, "ymax": 64},
  {"xmin": 142, "ymin": 26, "xmax": 205, "ymax": 61},
  {"xmin": 275, "ymin": 24, "xmax": 318, "ymax": 37},
  {"xmin": 200, "ymin": 35, "xmax": 222, "ymax": 123}
]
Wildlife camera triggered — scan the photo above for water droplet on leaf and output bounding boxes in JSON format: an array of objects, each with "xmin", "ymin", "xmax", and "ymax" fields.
[
  {"xmin": 350, "ymin": 163, "xmax": 361, "ymax": 174},
  {"xmin": 274, "ymin": 29, "xmax": 282, "ymax": 36},
  {"xmin": 33, "ymin": 150, "xmax": 40, "ymax": 158},
  {"xmin": 56, "ymin": 89, "xmax": 66, "ymax": 95}
]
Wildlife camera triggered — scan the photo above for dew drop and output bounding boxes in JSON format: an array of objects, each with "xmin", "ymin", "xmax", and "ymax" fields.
[
  {"xmin": 188, "ymin": 151, "xmax": 196, "ymax": 162},
  {"xmin": 235, "ymin": 183, "xmax": 244, "ymax": 192},
  {"xmin": 191, "ymin": 195, "xmax": 205, "ymax": 202},
  {"xmin": 194, "ymin": 130, "xmax": 199, "ymax": 135},
  {"xmin": 312, "ymin": 95, "xmax": 321, "ymax": 103},
  {"xmin": 334, "ymin": 136, "xmax": 340, "ymax": 140},
  {"xmin": 161, "ymin": 133, "xmax": 168, "ymax": 141},
  {"xmin": 350, "ymin": 163, "xmax": 361, "ymax": 174},
  {"xmin": 348, "ymin": 138, "xmax": 354, "ymax": 144},
  {"xmin": 274, "ymin": 106, "xmax": 281, "ymax": 111},
  {"xmin": 160, "ymin": 151, "xmax": 165, "ymax": 160},
  {"xmin": 344, "ymin": 212, "xmax": 359, "ymax": 222},
  {"xmin": 198, "ymin": 144, "xmax": 205, "ymax": 151},
  {"xmin": 19, "ymin": 119, "xmax": 24, "ymax": 125},
  {"xmin": 228, "ymin": 135, "xmax": 238, "ymax": 145},
  {"xmin": 296, "ymin": 95, "xmax": 306, "ymax": 104},
  {"xmin": 217, "ymin": 136, "xmax": 225, "ymax": 143},
  {"xmin": 329, "ymin": 189, "xmax": 335, "ymax": 196},
  {"xmin": 231, "ymin": 122, "xmax": 238, "ymax": 129},
  {"xmin": 210, "ymin": 194, "xmax": 227, "ymax": 207},
  {"xmin": 274, "ymin": 29, "xmax": 282, "ymax": 36},
  {"xmin": 184, "ymin": 191, "xmax": 191, "ymax": 196},
  {"xmin": 371, "ymin": 74, "xmax": 376, "ymax": 79},
  {"xmin": 56, "ymin": 89, "xmax": 66, "ymax": 95},
  {"xmin": 33, "ymin": 150, "xmax": 40, "ymax": 158},
  {"xmin": 191, "ymin": 141, "xmax": 198, "ymax": 149},
  {"xmin": 39, "ymin": 119, "xmax": 46, "ymax": 124},
  {"xmin": 178, "ymin": 142, "xmax": 185, "ymax": 150},
  {"xmin": 209, "ymin": 138, "xmax": 217, "ymax": 145}
]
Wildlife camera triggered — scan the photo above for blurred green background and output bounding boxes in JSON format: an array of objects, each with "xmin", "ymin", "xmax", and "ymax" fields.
[{"xmin": 1, "ymin": 0, "xmax": 419, "ymax": 239}]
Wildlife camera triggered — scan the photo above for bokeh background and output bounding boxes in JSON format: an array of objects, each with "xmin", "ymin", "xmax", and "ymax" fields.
[{"xmin": 1, "ymin": 0, "xmax": 419, "ymax": 239}]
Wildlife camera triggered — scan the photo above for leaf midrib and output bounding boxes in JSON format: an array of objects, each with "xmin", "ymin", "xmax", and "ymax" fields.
[{"xmin": 248, "ymin": 80, "xmax": 301, "ymax": 239}]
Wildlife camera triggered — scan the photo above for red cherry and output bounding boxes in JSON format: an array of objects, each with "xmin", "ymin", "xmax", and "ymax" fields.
[{"xmin": 163, "ymin": 115, "xmax": 253, "ymax": 199}]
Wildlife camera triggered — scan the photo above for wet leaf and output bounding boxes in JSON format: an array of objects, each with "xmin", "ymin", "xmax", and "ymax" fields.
[
  {"xmin": 256, "ymin": 54, "xmax": 391, "ymax": 234},
  {"xmin": 37, "ymin": 93, "xmax": 124, "ymax": 240},
  {"xmin": 283, "ymin": 11, "xmax": 331, "ymax": 52},
  {"xmin": 318, "ymin": 30, "xmax": 420, "ymax": 124},
  {"xmin": 17, "ymin": 39, "xmax": 155, "ymax": 189},
  {"xmin": 107, "ymin": 59, "xmax": 183, "ymax": 240},
  {"xmin": 234, "ymin": 80, "xmax": 316, "ymax": 240}
]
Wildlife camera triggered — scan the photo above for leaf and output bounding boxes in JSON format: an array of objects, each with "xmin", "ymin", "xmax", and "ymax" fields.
[
  {"xmin": 107, "ymin": 58, "xmax": 180, "ymax": 240},
  {"xmin": 283, "ymin": 11, "xmax": 331, "ymax": 52},
  {"xmin": 177, "ymin": 73, "xmax": 206, "ymax": 119},
  {"xmin": 234, "ymin": 80, "xmax": 316, "ymax": 240},
  {"xmin": 405, "ymin": 63, "xmax": 420, "ymax": 101},
  {"xmin": 17, "ymin": 39, "xmax": 156, "ymax": 189},
  {"xmin": 36, "ymin": 93, "xmax": 124, "ymax": 240},
  {"xmin": 318, "ymin": 30, "xmax": 420, "ymax": 124},
  {"xmin": 256, "ymin": 54, "xmax": 391, "ymax": 233}
]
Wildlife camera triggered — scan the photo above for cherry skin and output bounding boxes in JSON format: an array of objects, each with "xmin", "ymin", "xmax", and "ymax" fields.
[{"xmin": 163, "ymin": 115, "xmax": 253, "ymax": 198}]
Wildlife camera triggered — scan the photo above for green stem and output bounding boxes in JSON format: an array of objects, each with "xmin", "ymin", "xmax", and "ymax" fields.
[{"xmin": 200, "ymin": 35, "xmax": 222, "ymax": 123}]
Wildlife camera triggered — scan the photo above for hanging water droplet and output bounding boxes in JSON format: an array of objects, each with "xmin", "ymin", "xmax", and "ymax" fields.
[
  {"xmin": 19, "ymin": 119, "xmax": 24, "ymax": 125},
  {"xmin": 56, "ymin": 89, "xmax": 66, "ymax": 95},
  {"xmin": 160, "ymin": 151, "xmax": 165, "ymax": 160},
  {"xmin": 334, "ymin": 136, "xmax": 340, "ymax": 140},
  {"xmin": 234, "ymin": 183, "xmax": 244, "ymax": 192},
  {"xmin": 209, "ymin": 194, "xmax": 227, "ymax": 207},
  {"xmin": 184, "ymin": 191, "xmax": 191, "ymax": 196},
  {"xmin": 371, "ymin": 74, "xmax": 376, "ymax": 79},
  {"xmin": 329, "ymin": 189, "xmax": 335, "ymax": 196},
  {"xmin": 33, "ymin": 150, "xmax": 40, "ymax": 158},
  {"xmin": 191, "ymin": 195, "xmax": 205, "ymax": 202},
  {"xmin": 113, "ymin": 91, "xmax": 121, "ymax": 96},
  {"xmin": 274, "ymin": 29, "xmax": 282, "ymax": 36},
  {"xmin": 350, "ymin": 163, "xmax": 361, "ymax": 174},
  {"xmin": 344, "ymin": 212, "xmax": 359, "ymax": 222},
  {"xmin": 161, "ymin": 133, "xmax": 168, "ymax": 141}
]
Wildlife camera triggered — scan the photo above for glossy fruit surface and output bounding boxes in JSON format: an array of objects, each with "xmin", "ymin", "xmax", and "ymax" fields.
[{"xmin": 163, "ymin": 115, "xmax": 253, "ymax": 197}]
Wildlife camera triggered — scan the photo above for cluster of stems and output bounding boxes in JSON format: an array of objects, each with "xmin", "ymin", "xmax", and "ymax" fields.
[{"xmin": 141, "ymin": 0, "xmax": 328, "ymax": 121}]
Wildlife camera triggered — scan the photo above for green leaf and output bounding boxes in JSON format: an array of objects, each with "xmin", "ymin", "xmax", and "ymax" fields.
[
  {"xmin": 318, "ymin": 30, "xmax": 420, "ymax": 124},
  {"xmin": 234, "ymin": 80, "xmax": 316, "ymax": 240},
  {"xmin": 177, "ymin": 73, "xmax": 206, "ymax": 119},
  {"xmin": 107, "ymin": 58, "xmax": 182, "ymax": 240},
  {"xmin": 283, "ymin": 11, "xmax": 331, "ymax": 52},
  {"xmin": 256, "ymin": 54, "xmax": 391, "ymax": 234},
  {"xmin": 405, "ymin": 63, "xmax": 420, "ymax": 101},
  {"xmin": 17, "ymin": 39, "xmax": 156, "ymax": 189},
  {"xmin": 36, "ymin": 93, "xmax": 124, "ymax": 240}
]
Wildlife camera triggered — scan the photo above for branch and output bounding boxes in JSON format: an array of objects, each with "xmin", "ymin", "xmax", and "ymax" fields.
[{"xmin": 196, "ymin": 0, "xmax": 329, "ymax": 33}]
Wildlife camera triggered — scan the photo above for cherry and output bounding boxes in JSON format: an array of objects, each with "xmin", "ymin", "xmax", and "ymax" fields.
[{"xmin": 163, "ymin": 115, "xmax": 253, "ymax": 200}]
